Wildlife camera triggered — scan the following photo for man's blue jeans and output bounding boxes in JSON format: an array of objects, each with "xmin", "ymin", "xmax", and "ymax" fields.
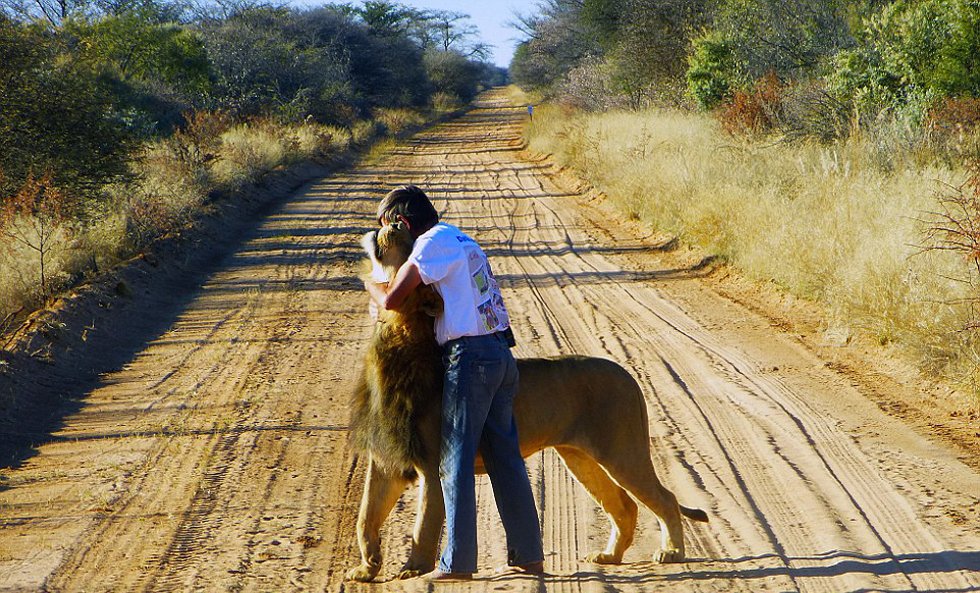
[{"xmin": 437, "ymin": 332, "xmax": 543, "ymax": 574}]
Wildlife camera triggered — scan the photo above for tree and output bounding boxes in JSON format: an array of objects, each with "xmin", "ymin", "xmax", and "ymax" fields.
[
  {"xmin": 1, "ymin": 172, "xmax": 74, "ymax": 296},
  {"xmin": 424, "ymin": 49, "xmax": 481, "ymax": 103},
  {"xmin": 713, "ymin": 0, "xmax": 853, "ymax": 79},
  {"xmin": 826, "ymin": 0, "xmax": 980, "ymax": 117},
  {"xmin": 65, "ymin": 6, "xmax": 210, "ymax": 94},
  {"xmin": 509, "ymin": 0, "xmax": 602, "ymax": 91},
  {"xmin": 0, "ymin": 17, "xmax": 132, "ymax": 201},
  {"xmin": 417, "ymin": 10, "xmax": 490, "ymax": 59}
]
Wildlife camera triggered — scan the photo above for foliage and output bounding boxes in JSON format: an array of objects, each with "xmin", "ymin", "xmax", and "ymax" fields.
[
  {"xmin": 0, "ymin": 17, "xmax": 132, "ymax": 200},
  {"xmin": 686, "ymin": 30, "xmax": 738, "ymax": 110},
  {"xmin": 716, "ymin": 0, "xmax": 853, "ymax": 79},
  {"xmin": 826, "ymin": 0, "xmax": 980, "ymax": 121},
  {"xmin": 509, "ymin": 0, "xmax": 602, "ymax": 91},
  {"xmin": 927, "ymin": 97, "xmax": 980, "ymax": 158},
  {"xmin": 424, "ymin": 49, "xmax": 481, "ymax": 104},
  {"xmin": 201, "ymin": 7, "xmax": 349, "ymax": 120},
  {"xmin": 718, "ymin": 71, "xmax": 783, "ymax": 135}
]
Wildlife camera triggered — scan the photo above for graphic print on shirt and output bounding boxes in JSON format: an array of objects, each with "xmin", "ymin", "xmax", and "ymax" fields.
[
  {"xmin": 477, "ymin": 299, "xmax": 500, "ymax": 332},
  {"xmin": 473, "ymin": 264, "xmax": 490, "ymax": 296},
  {"xmin": 471, "ymin": 264, "xmax": 496, "ymax": 331}
]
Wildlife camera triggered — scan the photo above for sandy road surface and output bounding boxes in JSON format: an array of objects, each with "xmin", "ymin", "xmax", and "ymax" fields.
[{"xmin": 1, "ymin": 89, "xmax": 978, "ymax": 592}]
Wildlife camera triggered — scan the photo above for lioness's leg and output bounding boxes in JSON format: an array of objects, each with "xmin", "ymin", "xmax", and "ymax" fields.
[
  {"xmin": 600, "ymin": 457, "xmax": 686, "ymax": 563},
  {"xmin": 555, "ymin": 446, "xmax": 637, "ymax": 564},
  {"xmin": 345, "ymin": 456, "xmax": 409, "ymax": 582},
  {"xmin": 398, "ymin": 468, "xmax": 445, "ymax": 579}
]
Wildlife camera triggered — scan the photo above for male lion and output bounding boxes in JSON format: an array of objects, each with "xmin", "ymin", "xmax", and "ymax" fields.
[{"xmin": 347, "ymin": 223, "xmax": 709, "ymax": 582}]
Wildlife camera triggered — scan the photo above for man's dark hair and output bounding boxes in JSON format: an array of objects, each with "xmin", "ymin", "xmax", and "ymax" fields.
[{"xmin": 377, "ymin": 185, "xmax": 439, "ymax": 231}]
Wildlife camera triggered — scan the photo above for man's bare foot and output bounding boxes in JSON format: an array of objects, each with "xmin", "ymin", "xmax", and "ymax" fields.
[
  {"xmin": 494, "ymin": 560, "xmax": 545, "ymax": 576},
  {"xmin": 421, "ymin": 570, "xmax": 473, "ymax": 582}
]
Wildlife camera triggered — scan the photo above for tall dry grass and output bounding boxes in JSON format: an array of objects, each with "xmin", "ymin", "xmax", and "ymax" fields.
[
  {"xmin": 526, "ymin": 103, "xmax": 978, "ymax": 389},
  {"xmin": 0, "ymin": 110, "xmax": 406, "ymax": 325}
]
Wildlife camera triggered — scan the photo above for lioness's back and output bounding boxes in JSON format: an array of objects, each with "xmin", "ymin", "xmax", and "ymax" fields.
[{"xmin": 513, "ymin": 356, "xmax": 649, "ymax": 452}]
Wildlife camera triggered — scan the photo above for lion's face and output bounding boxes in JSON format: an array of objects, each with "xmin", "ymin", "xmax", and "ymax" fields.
[
  {"xmin": 376, "ymin": 223, "xmax": 414, "ymax": 271},
  {"xmin": 361, "ymin": 223, "xmax": 443, "ymax": 319},
  {"xmin": 362, "ymin": 223, "xmax": 414, "ymax": 283}
]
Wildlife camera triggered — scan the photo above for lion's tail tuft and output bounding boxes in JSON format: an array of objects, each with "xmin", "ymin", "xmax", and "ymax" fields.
[{"xmin": 680, "ymin": 506, "xmax": 709, "ymax": 523}]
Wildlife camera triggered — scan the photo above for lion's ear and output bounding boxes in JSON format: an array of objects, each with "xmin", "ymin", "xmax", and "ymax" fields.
[{"xmin": 418, "ymin": 286, "xmax": 444, "ymax": 317}]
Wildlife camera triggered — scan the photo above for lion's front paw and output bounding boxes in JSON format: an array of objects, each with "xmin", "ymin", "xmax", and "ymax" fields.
[
  {"xmin": 654, "ymin": 548, "xmax": 684, "ymax": 563},
  {"xmin": 345, "ymin": 563, "xmax": 380, "ymax": 582},
  {"xmin": 585, "ymin": 551, "xmax": 622, "ymax": 564},
  {"xmin": 397, "ymin": 561, "xmax": 434, "ymax": 579},
  {"xmin": 396, "ymin": 568, "xmax": 425, "ymax": 580}
]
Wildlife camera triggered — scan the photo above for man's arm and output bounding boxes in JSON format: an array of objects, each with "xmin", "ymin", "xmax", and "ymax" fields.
[{"xmin": 364, "ymin": 261, "xmax": 423, "ymax": 311}]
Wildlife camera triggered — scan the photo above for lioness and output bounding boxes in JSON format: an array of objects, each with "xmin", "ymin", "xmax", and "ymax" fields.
[{"xmin": 347, "ymin": 223, "xmax": 709, "ymax": 582}]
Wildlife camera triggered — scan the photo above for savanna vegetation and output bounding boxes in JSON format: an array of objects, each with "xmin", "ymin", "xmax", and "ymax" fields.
[
  {"xmin": 0, "ymin": 0, "xmax": 506, "ymax": 330},
  {"xmin": 511, "ymin": 0, "xmax": 980, "ymax": 391}
]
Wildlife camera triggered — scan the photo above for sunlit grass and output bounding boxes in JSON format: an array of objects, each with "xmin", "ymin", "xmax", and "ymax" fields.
[{"xmin": 527, "ymin": 104, "xmax": 977, "ymax": 389}]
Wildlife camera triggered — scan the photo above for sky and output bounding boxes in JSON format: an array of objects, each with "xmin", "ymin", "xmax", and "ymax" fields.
[
  {"xmin": 372, "ymin": 0, "xmax": 528, "ymax": 68},
  {"xmin": 293, "ymin": 0, "xmax": 530, "ymax": 68}
]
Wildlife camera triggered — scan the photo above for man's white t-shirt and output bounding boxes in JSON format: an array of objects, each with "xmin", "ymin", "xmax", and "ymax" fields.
[{"xmin": 407, "ymin": 222, "xmax": 511, "ymax": 345}]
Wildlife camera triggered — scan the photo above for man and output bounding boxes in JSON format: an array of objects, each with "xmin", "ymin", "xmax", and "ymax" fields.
[{"xmin": 364, "ymin": 185, "xmax": 544, "ymax": 581}]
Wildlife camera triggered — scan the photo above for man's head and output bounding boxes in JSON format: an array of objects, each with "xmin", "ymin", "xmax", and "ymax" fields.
[{"xmin": 377, "ymin": 185, "xmax": 438, "ymax": 237}]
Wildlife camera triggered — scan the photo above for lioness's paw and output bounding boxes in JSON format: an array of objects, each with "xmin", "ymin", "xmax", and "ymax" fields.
[
  {"xmin": 654, "ymin": 548, "xmax": 684, "ymax": 563},
  {"xmin": 585, "ymin": 551, "xmax": 622, "ymax": 564},
  {"xmin": 345, "ymin": 563, "xmax": 380, "ymax": 582}
]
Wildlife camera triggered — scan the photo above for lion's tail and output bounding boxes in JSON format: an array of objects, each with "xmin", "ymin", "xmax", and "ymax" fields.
[{"xmin": 680, "ymin": 505, "xmax": 709, "ymax": 523}]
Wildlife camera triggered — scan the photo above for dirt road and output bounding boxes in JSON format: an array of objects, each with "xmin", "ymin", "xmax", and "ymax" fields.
[{"xmin": 1, "ymin": 89, "xmax": 978, "ymax": 592}]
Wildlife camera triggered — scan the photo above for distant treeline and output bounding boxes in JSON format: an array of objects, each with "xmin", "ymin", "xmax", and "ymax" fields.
[
  {"xmin": 0, "ymin": 0, "xmax": 505, "ymax": 203},
  {"xmin": 510, "ymin": 0, "xmax": 980, "ymax": 145}
]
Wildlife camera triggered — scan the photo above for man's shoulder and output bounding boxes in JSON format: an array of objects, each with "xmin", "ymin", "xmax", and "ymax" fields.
[{"xmin": 418, "ymin": 223, "xmax": 473, "ymax": 246}]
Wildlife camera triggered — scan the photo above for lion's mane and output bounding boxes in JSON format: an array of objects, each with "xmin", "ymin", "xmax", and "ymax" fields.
[{"xmin": 349, "ymin": 226, "xmax": 444, "ymax": 476}]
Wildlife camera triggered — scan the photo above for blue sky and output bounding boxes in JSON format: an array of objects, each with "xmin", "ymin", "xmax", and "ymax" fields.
[{"xmin": 292, "ymin": 0, "xmax": 530, "ymax": 68}]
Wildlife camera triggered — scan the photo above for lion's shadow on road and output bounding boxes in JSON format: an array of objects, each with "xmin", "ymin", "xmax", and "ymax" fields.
[{"xmin": 545, "ymin": 549, "xmax": 980, "ymax": 590}]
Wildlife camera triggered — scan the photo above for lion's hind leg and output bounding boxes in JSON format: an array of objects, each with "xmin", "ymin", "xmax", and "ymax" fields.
[
  {"xmin": 598, "ymin": 455, "xmax": 686, "ymax": 564},
  {"xmin": 555, "ymin": 446, "xmax": 637, "ymax": 564}
]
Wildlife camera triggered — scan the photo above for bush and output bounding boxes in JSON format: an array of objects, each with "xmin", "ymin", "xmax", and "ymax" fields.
[
  {"xmin": 0, "ymin": 18, "xmax": 132, "ymax": 201},
  {"xmin": 926, "ymin": 97, "xmax": 980, "ymax": 159},
  {"xmin": 687, "ymin": 31, "xmax": 738, "ymax": 110},
  {"xmin": 0, "ymin": 172, "xmax": 75, "ymax": 300},
  {"xmin": 718, "ymin": 72, "xmax": 784, "ymax": 135},
  {"xmin": 424, "ymin": 50, "xmax": 481, "ymax": 104},
  {"xmin": 827, "ymin": 0, "xmax": 980, "ymax": 122},
  {"xmin": 373, "ymin": 108, "xmax": 427, "ymax": 135}
]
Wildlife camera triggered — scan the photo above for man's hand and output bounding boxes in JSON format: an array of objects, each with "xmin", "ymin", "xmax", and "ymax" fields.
[{"xmin": 365, "ymin": 263, "xmax": 422, "ymax": 312}]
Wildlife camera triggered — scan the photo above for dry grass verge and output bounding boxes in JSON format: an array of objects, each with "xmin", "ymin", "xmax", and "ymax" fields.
[
  {"xmin": 0, "ymin": 112, "xmax": 418, "ymax": 327},
  {"xmin": 524, "ymin": 101, "xmax": 978, "ymax": 394}
]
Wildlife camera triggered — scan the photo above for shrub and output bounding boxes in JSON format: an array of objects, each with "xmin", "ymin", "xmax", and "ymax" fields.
[
  {"xmin": 0, "ymin": 172, "xmax": 75, "ymax": 297},
  {"xmin": 687, "ymin": 30, "xmax": 738, "ymax": 110},
  {"xmin": 212, "ymin": 119, "xmax": 301, "ymax": 189},
  {"xmin": 926, "ymin": 97, "xmax": 980, "ymax": 159},
  {"xmin": 0, "ymin": 18, "xmax": 132, "ymax": 201},
  {"xmin": 925, "ymin": 157, "xmax": 980, "ymax": 385},
  {"xmin": 827, "ymin": 0, "xmax": 980, "ymax": 122},
  {"xmin": 373, "ymin": 108, "xmax": 427, "ymax": 135},
  {"xmin": 718, "ymin": 72, "xmax": 784, "ymax": 135}
]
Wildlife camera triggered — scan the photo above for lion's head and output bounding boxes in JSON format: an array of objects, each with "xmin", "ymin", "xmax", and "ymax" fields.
[{"xmin": 361, "ymin": 223, "xmax": 442, "ymax": 319}]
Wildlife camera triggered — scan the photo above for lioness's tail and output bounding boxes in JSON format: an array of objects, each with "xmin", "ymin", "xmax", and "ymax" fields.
[{"xmin": 681, "ymin": 506, "xmax": 709, "ymax": 523}]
